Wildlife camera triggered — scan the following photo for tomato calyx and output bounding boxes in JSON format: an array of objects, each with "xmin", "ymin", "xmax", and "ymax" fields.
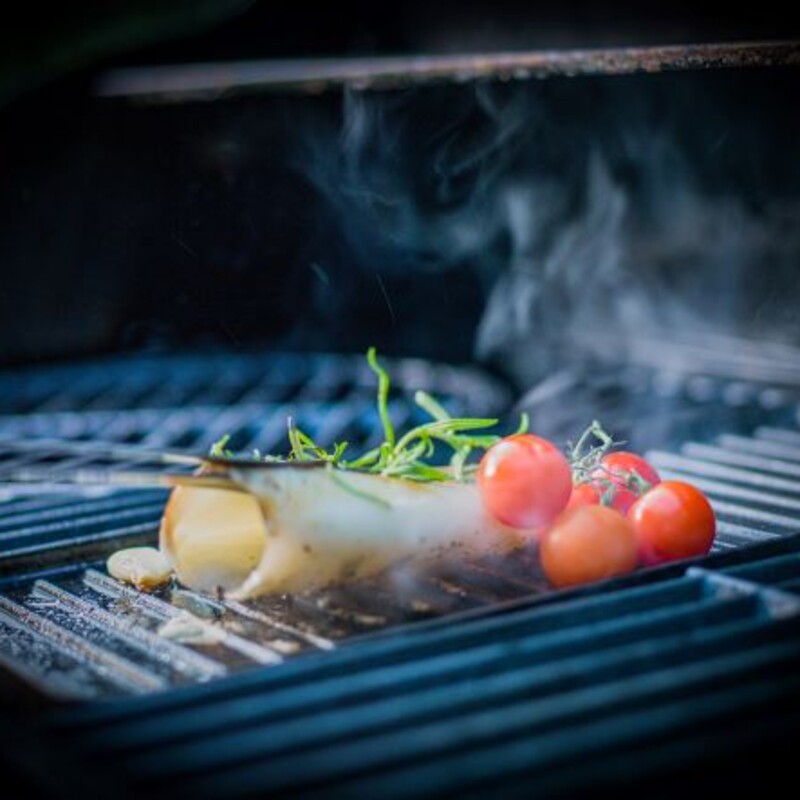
[
  {"xmin": 565, "ymin": 422, "xmax": 660, "ymax": 513},
  {"xmin": 567, "ymin": 420, "xmax": 626, "ymax": 508},
  {"xmin": 587, "ymin": 465, "xmax": 654, "ymax": 505},
  {"xmin": 567, "ymin": 420, "xmax": 621, "ymax": 482}
]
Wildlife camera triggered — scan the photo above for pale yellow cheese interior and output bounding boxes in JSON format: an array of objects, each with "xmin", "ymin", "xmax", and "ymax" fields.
[{"xmin": 160, "ymin": 486, "xmax": 267, "ymax": 593}]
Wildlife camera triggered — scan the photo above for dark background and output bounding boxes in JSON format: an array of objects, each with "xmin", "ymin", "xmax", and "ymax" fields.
[{"xmin": 1, "ymin": 1, "xmax": 799, "ymax": 377}]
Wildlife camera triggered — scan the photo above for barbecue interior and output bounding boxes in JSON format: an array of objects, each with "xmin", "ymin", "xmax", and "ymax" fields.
[{"xmin": 1, "ymin": 12, "xmax": 799, "ymax": 703}]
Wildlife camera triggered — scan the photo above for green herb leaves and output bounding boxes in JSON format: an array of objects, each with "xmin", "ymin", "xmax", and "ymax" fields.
[
  {"xmin": 209, "ymin": 434, "xmax": 233, "ymax": 458},
  {"xmin": 210, "ymin": 347, "xmax": 527, "ymax": 484}
]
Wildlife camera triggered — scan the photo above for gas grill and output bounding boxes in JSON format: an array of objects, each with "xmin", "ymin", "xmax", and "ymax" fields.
[{"xmin": 3, "ymin": 6, "xmax": 800, "ymax": 798}]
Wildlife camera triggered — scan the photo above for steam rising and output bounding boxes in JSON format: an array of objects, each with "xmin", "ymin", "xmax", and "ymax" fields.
[{"xmin": 293, "ymin": 76, "xmax": 800, "ymax": 395}]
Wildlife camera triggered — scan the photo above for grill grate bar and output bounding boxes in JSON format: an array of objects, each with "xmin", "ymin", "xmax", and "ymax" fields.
[
  {"xmin": 681, "ymin": 442, "xmax": 800, "ymax": 479},
  {"xmin": 53, "ymin": 578, "xmax": 710, "ymax": 730},
  {"xmin": 109, "ymin": 601, "xmax": 783, "ymax": 781},
  {"xmin": 627, "ymin": 333, "xmax": 800, "ymax": 385},
  {"xmin": 166, "ymin": 587, "xmax": 336, "ymax": 655},
  {"xmin": 0, "ymin": 521, "xmax": 159, "ymax": 574},
  {"xmin": 176, "ymin": 636, "xmax": 800, "ymax": 798},
  {"xmin": 0, "ymin": 499, "xmax": 164, "ymax": 542},
  {"xmin": 324, "ymin": 653, "xmax": 800, "ymax": 800},
  {"xmin": 70, "ymin": 586, "xmax": 751, "ymax": 752},
  {"xmin": 647, "ymin": 451, "xmax": 800, "ymax": 494},
  {"xmin": 0, "ymin": 618, "xmax": 127, "ymax": 700},
  {"xmin": 0, "ymin": 595, "xmax": 167, "ymax": 693},
  {"xmin": 1, "ymin": 348, "xmax": 799, "ymax": 797},
  {"xmin": 83, "ymin": 570, "xmax": 284, "ymax": 666},
  {"xmin": 704, "ymin": 500, "xmax": 800, "ymax": 532},
  {"xmin": 756, "ymin": 426, "xmax": 800, "ymax": 446},
  {"xmin": 429, "ymin": 565, "xmax": 535, "ymax": 604},
  {"xmin": 0, "ymin": 490, "xmax": 167, "ymax": 532},
  {"xmin": 723, "ymin": 552, "xmax": 800, "ymax": 586},
  {"xmin": 0, "ymin": 352, "xmax": 509, "ymax": 418},
  {"xmin": 2, "ymin": 353, "xmax": 800, "ymax": 711},
  {"xmin": 653, "ymin": 473, "xmax": 800, "ymax": 514},
  {"xmin": 0, "ymin": 502, "xmax": 165, "ymax": 544},
  {"xmin": 714, "ymin": 521, "xmax": 781, "ymax": 546},
  {"xmin": 32, "ymin": 580, "xmax": 227, "ymax": 682},
  {"xmin": 0, "ymin": 492, "xmax": 81, "ymax": 513},
  {"xmin": 717, "ymin": 434, "xmax": 800, "ymax": 464},
  {"xmin": 221, "ymin": 598, "xmax": 335, "ymax": 651},
  {"xmin": 687, "ymin": 567, "xmax": 800, "ymax": 616}
]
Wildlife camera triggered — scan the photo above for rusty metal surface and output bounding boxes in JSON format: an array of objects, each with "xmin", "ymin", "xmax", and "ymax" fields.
[{"xmin": 95, "ymin": 40, "xmax": 800, "ymax": 102}]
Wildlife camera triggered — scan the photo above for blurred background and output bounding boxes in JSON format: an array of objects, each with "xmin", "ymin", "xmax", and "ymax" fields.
[{"xmin": 1, "ymin": 1, "xmax": 799, "ymax": 393}]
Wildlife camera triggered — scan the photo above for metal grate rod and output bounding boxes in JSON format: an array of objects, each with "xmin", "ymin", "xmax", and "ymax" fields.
[
  {"xmin": 32, "ymin": 580, "xmax": 227, "ymax": 682},
  {"xmin": 83, "ymin": 570, "xmax": 285, "ymax": 667},
  {"xmin": 0, "ymin": 595, "xmax": 168, "ymax": 694}
]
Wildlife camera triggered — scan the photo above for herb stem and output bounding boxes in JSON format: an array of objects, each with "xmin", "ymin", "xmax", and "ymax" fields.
[
  {"xmin": 329, "ymin": 469, "xmax": 391, "ymax": 508},
  {"xmin": 211, "ymin": 348, "xmax": 532, "ymax": 485},
  {"xmin": 367, "ymin": 346, "xmax": 395, "ymax": 451},
  {"xmin": 414, "ymin": 390, "xmax": 451, "ymax": 422}
]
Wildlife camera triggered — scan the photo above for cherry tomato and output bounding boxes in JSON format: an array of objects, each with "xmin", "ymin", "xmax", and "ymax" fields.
[
  {"xmin": 539, "ymin": 504, "xmax": 638, "ymax": 588},
  {"xmin": 477, "ymin": 434, "xmax": 572, "ymax": 529},
  {"xmin": 565, "ymin": 481, "xmax": 601, "ymax": 511},
  {"xmin": 628, "ymin": 480, "xmax": 715, "ymax": 566},
  {"xmin": 590, "ymin": 451, "xmax": 661, "ymax": 514}
]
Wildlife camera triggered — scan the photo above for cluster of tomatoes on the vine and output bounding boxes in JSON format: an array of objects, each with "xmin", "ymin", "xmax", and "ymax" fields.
[{"xmin": 476, "ymin": 424, "xmax": 716, "ymax": 588}]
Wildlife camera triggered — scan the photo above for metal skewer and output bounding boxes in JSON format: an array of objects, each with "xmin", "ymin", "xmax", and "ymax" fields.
[
  {"xmin": 5, "ymin": 467, "xmax": 243, "ymax": 492},
  {"xmin": 0, "ymin": 438, "xmax": 327, "ymax": 493},
  {"xmin": 0, "ymin": 437, "xmax": 202, "ymax": 466}
]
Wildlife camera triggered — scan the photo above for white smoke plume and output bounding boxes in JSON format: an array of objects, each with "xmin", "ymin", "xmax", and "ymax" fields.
[{"xmin": 291, "ymin": 75, "xmax": 800, "ymax": 391}]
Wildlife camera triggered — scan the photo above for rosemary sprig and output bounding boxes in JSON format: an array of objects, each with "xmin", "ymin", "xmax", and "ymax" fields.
[
  {"xmin": 287, "ymin": 417, "xmax": 349, "ymax": 465},
  {"xmin": 209, "ymin": 348, "xmax": 527, "ymax": 484},
  {"xmin": 209, "ymin": 434, "xmax": 233, "ymax": 458},
  {"xmin": 367, "ymin": 346, "xmax": 396, "ymax": 452}
]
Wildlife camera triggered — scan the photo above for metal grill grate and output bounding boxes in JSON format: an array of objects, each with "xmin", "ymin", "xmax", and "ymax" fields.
[
  {"xmin": 0, "ymin": 350, "xmax": 521, "ymax": 699},
  {"xmin": 2, "ymin": 351, "xmax": 800, "ymax": 796},
  {"xmin": 0, "ymin": 350, "xmax": 509, "ymax": 417},
  {"xmin": 1, "ymin": 423, "xmax": 799, "ymax": 703},
  {"xmin": 30, "ymin": 542, "xmax": 800, "ymax": 800}
]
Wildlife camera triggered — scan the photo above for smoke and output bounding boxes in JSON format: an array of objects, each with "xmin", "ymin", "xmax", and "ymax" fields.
[
  {"xmin": 296, "ymin": 84, "xmax": 536, "ymax": 278},
  {"xmin": 289, "ymin": 73, "xmax": 800, "ymax": 398}
]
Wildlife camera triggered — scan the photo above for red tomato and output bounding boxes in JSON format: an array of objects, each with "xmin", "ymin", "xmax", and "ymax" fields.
[
  {"xmin": 539, "ymin": 504, "xmax": 638, "ymax": 588},
  {"xmin": 628, "ymin": 480, "xmax": 716, "ymax": 566},
  {"xmin": 477, "ymin": 434, "xmax": 572, "ymax": 529},
  {"xmin": 590, "ymin": 451, "xmax": 661, "ymax": 514},
  {"xmin": 565, "ymin": 482, "xmax": 601, "ymax": 511}
]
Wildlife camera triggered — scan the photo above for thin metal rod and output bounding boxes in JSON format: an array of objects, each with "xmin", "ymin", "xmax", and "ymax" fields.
[
  {"xmin": 0, "ymin": 437, "xmax": 201, "ymax": 466},
  {"xmin": 5, "ymin": 468, "xmax": 244, "ymax": 493},
  {"xmin": 95, "ymin": 40, "xmax": 800, "ymax": 102}
]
